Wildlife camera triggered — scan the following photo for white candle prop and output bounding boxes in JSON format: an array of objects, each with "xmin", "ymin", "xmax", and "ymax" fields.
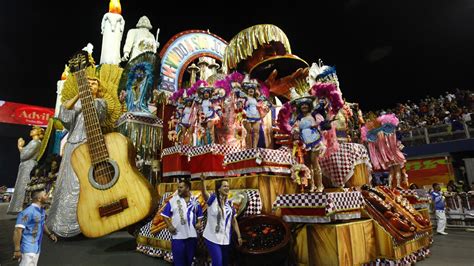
[{"xmin": 100, "ymin": 0, "xmax": 125, "ymax": 65}]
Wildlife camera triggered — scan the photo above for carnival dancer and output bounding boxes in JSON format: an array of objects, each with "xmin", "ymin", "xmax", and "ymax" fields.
[
  {"xmin": 7, "ymin": 126, "xmax": 44, "ymax": 214},
  {"xmin": 195, "ymin": 85, "xmax": 220, "ymax": 145},
  {"xmin": 47, "ymin": 67, "xmax": 108, "ymax": 237},
  {"xmin": 200, "ymin": 175, "xmax": 242, "ymax": 266},
  {"xmin": 289, "ymin": 89, "xmax": 329, "ymax": 193},
  {"xmin": 177, "ymin": 90, "xmax": 195, "ymax": 145},
  {"xmin": 161, "ymin": 179, "xmax": 203, "ymax": 266},
  {"xmin": 237, "ymin": 75, "xmax": 271, "ymax": 149},
  {"xmin": 361, "ymin": 113, "xmax": 407, "ymax": 188}
]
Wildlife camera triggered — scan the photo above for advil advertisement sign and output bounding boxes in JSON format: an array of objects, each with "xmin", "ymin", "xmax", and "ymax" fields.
[
  {"xmin": 405, "ymin": 156, "xmax": 454, "ymax": 187},
  {"xmin": 0, "ymin": 100, "xmax": 54, "ymax": 127}
]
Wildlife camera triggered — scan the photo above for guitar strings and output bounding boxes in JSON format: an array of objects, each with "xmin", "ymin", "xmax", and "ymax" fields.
[{"xmin": 76, "ymin": 70, "xmax": 114, "ymax": 187}]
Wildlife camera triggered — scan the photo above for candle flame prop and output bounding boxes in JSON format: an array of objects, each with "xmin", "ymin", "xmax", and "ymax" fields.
[{"xmin": 109, "ymin": 0, "xmax": 122, "ymax": 14}]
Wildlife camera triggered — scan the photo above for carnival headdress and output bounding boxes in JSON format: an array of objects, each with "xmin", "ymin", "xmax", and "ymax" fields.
[
  {"xmin": 241, "ymin": 74, "xmax": 260, "ymax": 91},
  {"xmin": 182, "ymin": 89, "xmax": 194, "ymax": 103},
  {"xmin": 309, "ymin": 59, "xmax": 339, "ymax": 86},
  {"xmin": 289, "ymin": 87, "xmax": 314, "ymax": 107}
]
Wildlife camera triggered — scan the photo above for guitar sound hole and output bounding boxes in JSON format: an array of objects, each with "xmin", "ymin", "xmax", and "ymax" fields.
[{"xmin": 93, "ymin": 161, "xmax": 116, "ymax": 185}]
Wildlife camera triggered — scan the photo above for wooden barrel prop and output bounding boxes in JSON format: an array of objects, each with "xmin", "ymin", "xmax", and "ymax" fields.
[
  {"xmin": 345, "ymin": 163, "xmax": 370, "ymax": 188},
  {"xmin": 236, "ymin": 214, "xmax": 291, "ymax": 265}
]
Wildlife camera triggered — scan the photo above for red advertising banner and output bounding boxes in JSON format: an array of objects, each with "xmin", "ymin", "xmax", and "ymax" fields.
[
  {"xmin": 405, "ymin": 156, "xmax": 454, "ymax": 187},
  {"xmin": 0, "ymin": 100, "xmax": 54, "ymax": 127}
]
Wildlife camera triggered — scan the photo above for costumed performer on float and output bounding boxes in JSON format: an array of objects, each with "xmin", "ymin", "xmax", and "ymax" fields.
[
  {"xmin": 235, "ymin": 75, "xmax": 271, "ymax": 149},
  {"xmin": 47, "ymin": 61, "xmax": 122, "ymax": 237},
  {"xmin": 287, "ymin": 88, "xmax": 332, "ymax": 193},
  {"xmin": 194, "ymin": 82, "xmax": 222, "ymax": 145},
  {"xmin": 7, "ymin": 126, "xmax": 44, "ymax": 214},
  {"xmin": 212, "ymin": 72, "xmax": 246, "ymax": 148},
  {"xmin": 362, "ymin": 113, "xmax": 407, "ymax": 188},
  {"xmin": 308, "ymin": 60, "xmax": 345, "ymax": 157},
  {"xmin": 168, "ymin": 88, "xmax": 196, "ymax": 145},
  {"xmin": 200, "ymin": 174, "xmax": 242, "ymax": 266}
]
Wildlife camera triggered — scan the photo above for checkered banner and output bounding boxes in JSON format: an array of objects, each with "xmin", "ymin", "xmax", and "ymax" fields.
[
  {"xmin": 399, "ymin": 189, "xmax": 431, "ymax": 202},
  {"xmin": 398, "ymin": 189, "xmax": 416, "ymax": 196},
  {"xmin": 319, "ymin": 143, "xmax": 371, "ymax": 187},
  {"xmin": 161, "ymin": 145, "xmax": 191, "ymax": 157},
  {"xmin": 242, "ymin": 189, "xmax": 263, "ymax": 217},
  {"xmin": 188, "ymin": 144, "xmax": 241, "ymax": 157},
  {"xmin": 223, "ymin": 148, "xmax": 295, "ymax": 165},
  {"xmin": 115, "ymin": 112, "xmax": 163, "ymax": 127},
  {"xmin": 273, "ymin": 191, "xmax": 364, "ymax": 215}
]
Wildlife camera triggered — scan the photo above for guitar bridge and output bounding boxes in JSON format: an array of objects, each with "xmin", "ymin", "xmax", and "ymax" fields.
[{"xmin": 99, "ymin": 198, "xmax": 129, "ymax": 217}]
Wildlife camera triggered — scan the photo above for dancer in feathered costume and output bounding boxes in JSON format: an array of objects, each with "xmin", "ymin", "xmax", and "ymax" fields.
[
  {"xmin": 362, "ymin": 113, "xmax": 407, "ymax": 188},
  {"xmin": 214, "ymin": 72, "xmax": 246, "ymax": 147},
  {"xmin": 286, "ymin": 88, "xmax": 332, "ymax": 192},
  {"xmin": 193, "ymin": 81, "xmax": 222, "ymax": 145},
  {"xmin": 234, "ymin": 74, "xmax": 271, "ymax": 149},
  {"xmin": 308, "ymin": 60, "xmax": 345, "ymax": 157}
]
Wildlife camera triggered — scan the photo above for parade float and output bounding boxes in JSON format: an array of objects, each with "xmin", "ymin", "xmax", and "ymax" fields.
[
  {"xmin": 12, "ymin": 0, "xmax": 434, "ymax": 264},
  {"xmin": 135, "ymin": 23, "xmax": 433, "ymax": 265}
]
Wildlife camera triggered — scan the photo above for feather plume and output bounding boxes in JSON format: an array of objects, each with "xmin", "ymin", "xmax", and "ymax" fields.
[{"xmin": 277, "ymin": 102, "xmax": 293, "ymax": 134}]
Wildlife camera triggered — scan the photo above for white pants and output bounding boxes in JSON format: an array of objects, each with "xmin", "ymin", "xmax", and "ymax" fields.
[
  {"xmin": 19, "ymin": 253, "xmax": 40, "ymax": 266},
  {"xmin": 435, "ymin": 210, "xmax": 447, "ymax": 233}
]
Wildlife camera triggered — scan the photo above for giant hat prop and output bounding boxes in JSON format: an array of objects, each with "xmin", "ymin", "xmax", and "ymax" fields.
[{"xmin": 224, "ymin": 24, "xmax": 308, "ymax": 83}]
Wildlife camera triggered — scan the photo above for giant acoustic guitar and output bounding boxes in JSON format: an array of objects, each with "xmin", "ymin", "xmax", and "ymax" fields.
[{"xmin": 68, "ymin": 51, "xmax": 157, "ymax": 238}]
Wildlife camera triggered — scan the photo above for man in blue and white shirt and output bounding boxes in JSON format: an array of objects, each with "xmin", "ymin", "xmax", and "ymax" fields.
[
  {"xmin": 430, "ymin": 183, "xmax": 448, "ymax": 235},
  {"xmin": 162, "ymin": 179, "xmax": 203, "ymax": 266},
  {"xmin": 13, "ymin": 190, "xmax": 57, "ymax": 265}
]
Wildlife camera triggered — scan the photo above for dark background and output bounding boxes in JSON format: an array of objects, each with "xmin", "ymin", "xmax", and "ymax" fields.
[{"xmin": 1, "ymin": 0, "xmax": 474, "ymax": 186}]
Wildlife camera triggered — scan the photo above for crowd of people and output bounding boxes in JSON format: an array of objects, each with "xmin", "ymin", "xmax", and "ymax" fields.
[{"xmin": 367, "ymin": 89, "xmax": 473, "ymax": 132}]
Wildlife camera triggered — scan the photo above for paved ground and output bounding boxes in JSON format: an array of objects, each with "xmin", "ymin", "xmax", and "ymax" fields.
[{"xmin": 1, "ymin": 202, "xmax": 474, "ymax": 265}]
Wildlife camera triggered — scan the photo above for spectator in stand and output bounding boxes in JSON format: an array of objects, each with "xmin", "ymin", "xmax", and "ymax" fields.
[
  {"xmin": 409, "ymin": 183, "xmax": 419, "ymax": 190},
  {"xmin": 431, "ymin": 183, "xmax": 448, "ymax": 235},
  {"xmin": 368, "ymin": 89, "xmax": 474, "ymax": 131}
]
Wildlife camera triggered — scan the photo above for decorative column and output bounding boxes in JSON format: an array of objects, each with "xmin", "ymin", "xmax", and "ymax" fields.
[{"xmin": 187, "ymin": 63, "xmax": 200, "ymax": 86}]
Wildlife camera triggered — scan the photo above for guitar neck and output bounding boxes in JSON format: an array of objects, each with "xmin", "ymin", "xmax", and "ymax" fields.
[{"xmin": 75, "ymin": 70, "xmax": 109, "ymax": 164}]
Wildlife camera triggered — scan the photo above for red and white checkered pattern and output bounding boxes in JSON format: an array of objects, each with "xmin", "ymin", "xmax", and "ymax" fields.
[
  {"xmin": 161, "ymin": 145, "xmax": 191, "ymax": 157},
  {"xmin": 115, "ymin": 112, "xmax": 163, "ymax": 127},
  {"xmin": 188, "ymin": 144, "xmax": 241, "ymax": 157},
  {"xmin": 223, "ymin": 148, "xmax": 295, "ymax": 165},
  {"xmin": 273, "ymin": 191, "xmax": 364, "ymax": 215},
  {"xmin": 320, "ymin": 143, "xmax": 371, "ymax": 187}
]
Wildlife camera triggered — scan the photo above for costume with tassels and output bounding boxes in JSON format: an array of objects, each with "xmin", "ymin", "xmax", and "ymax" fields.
[
  {"xmin": 192, "ymin": 81, "xmax": 223, "ymax": 145},
  {"xmin": 362, "ymin": 113, "xmax": 407, "ymax": 188},
  {"xmin": 234, "ymin": 74, "xmax": 271, "ymax": 149}
]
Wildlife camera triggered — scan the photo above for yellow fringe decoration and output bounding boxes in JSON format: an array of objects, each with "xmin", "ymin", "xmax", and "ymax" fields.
[
  {"xmin": 224, "ymin": 24, "xmax": 292, "ymax": 70},
  {"xmin": 61, "ymin": 64, "xmax": 124, "ymax": 132}
]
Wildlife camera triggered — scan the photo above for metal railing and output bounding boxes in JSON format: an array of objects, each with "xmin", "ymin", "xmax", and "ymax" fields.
[{"xmin": 400, "ymin": 121, "xmax": 474, "ymax": 147}]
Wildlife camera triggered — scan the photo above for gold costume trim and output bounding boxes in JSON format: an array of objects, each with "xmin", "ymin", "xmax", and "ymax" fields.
[{"xmin": 224, "ymin": 24, "xmax": 291, "ymax": 70}]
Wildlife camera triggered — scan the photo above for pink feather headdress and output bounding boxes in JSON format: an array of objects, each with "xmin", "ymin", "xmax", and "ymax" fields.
[
  {"xmin": 311, "ymin": 82, "xmax": 344, "ymax": 112},
  {"xmin": 377, "ymin": 113, "xmax": 399, "ymax": 126}
]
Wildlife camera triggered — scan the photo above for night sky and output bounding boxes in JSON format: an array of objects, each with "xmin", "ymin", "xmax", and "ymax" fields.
[{"xmin": 2, "ymin": 0, "xmax": 474, "ymax": 112}]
